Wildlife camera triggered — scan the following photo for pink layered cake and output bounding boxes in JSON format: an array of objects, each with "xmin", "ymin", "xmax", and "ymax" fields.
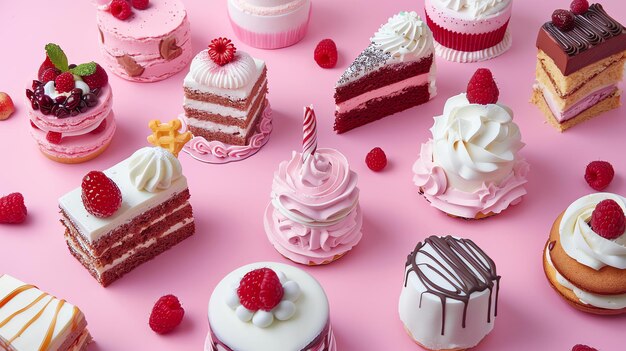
[
  {"xmin": 425, "ymin": 0, "xmax": 512, "ymax": 62},
  {"xmin": 228, "ymin": 0, "xmax": 311, "ymax": 49},
  {"xmin": 206, "ymin": 262, "xmax": 336, "ymax": 351},
  {"xmin": 334, "ymin": 11, "xmax": 436, "ymax": 133},
  {"xmin": 0, "ymin": 274, "xmax": 92, "ymax": 351},
  {"xmin": 26, "ymin": 44, "xmax": 115, "ymax": 164},
  {"xmin": 95, "ymin": 0, "xmax": 192, "ymax": 82},
  {"xmin": 264, "ymin": 106, "xmax": 362, "ymax": 265},
  {"xmin": 413, "ymin": 69, "xmax": 528, "ymax": 219}
]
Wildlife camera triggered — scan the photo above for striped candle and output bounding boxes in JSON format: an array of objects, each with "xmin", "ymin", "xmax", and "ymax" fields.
[{"xmin": 302, "ymin": 105, "xmax": 317, "ymax": 161}]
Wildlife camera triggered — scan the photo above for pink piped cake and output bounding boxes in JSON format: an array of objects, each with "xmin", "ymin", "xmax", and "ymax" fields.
[
  {"xmin": 26, "ymin": 44, "xmax": 116, "ymax": 164},
  {"xmin": 425, "ymin": 0, "xmax": 512, "ymax": 62},
  {"xmin": 228, "ymin": 0, "xmax": 311, "ymax": 49},
  {"xmin": 264, "ymin": 106, "xmax": 363, "ymax": 265},
  {"xmin": 412, "ymin": 69, "xmax": 528, "ymax": 219},
  {"xmin": 95, "ymin": 0, "xmax": 192, "ymax": 82}
]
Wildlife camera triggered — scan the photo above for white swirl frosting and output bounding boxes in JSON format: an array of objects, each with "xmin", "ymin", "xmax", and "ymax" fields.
[
  {"xmin": 559, "ymin": 193, "xmax": 626, "ymax": 270},
  {"xmin": 431, "ymin": 93, "xmax": 523, "ymax": 192},
  {"xmin": 225, "ymin": 270, "xmax": 301, "ymax": 328},
  {"xmin": 190, "ymin": 50, "xmax": 256, "ymax": 89},
  {"xmin": 434, "ymin": 0, "xmax": 511, "ymax": 18},
  {"xmin": 371, "ymin": 11, "xmax": 434, "ymax": 62},
  {"xmin": 128, "ymin": 147, "xmax": 182, "ymax": 192}
]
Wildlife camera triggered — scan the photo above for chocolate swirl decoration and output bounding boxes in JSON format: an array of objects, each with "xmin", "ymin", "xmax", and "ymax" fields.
[{"xmin": 404, "ymin": 236, "xmax": 500, "ymax": 335}]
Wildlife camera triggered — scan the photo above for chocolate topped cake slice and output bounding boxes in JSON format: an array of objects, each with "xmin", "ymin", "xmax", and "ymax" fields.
[{"xmin": 531, "ymin": 2, "xmax": 625, "ymax": 131}]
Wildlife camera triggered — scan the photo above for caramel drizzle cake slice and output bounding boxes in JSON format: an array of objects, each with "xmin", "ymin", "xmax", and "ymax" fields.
[{"xmin": 0, "ymin": 275, "xmax": 91, "ymax": 351}]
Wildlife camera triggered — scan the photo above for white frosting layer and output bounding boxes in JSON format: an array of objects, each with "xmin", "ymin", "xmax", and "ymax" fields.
[
  {"xmin": 559, "ymin": 193, "xmax": 626, "ymax": 270},
  {"xmin": 209, "ymin": 262, "xmax": 329, "ymax": 351},
  {"xmin": 431, "ymin": 0, "xmax": 511, "ymax": 19},
  {"xmin": 228, "ymin": 0, "xmax": 311, "ymax": 32},
  {"xmin": 190, "ymin": 50, "xmax": 256, "ymax": 90},
  {"xmin": 128, "ymin": 147, "xmax": 182, "ymax": 193},
  {"xmin": 184, "ymin": 58, "xmax": 265, "ymax": 101},
  {"xmin": 58, "ymin": 156, "xmax": 188, "ymax": 243},
  {"xmin": 371, "ymin": 11, "xmax": 434, "ymax": 62},
  {"xmin": 431, "ymin": 93, "xmax": 523, "ymax": 192}
]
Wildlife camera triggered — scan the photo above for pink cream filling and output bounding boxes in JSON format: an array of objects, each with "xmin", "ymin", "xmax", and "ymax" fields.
[
  {"xmin": 336, "ymin": 73, "xmax": 430, "ymax": 113},
  {"xmin": 540, "ymin": 84, "xmax": 617, "ymax": 122}
]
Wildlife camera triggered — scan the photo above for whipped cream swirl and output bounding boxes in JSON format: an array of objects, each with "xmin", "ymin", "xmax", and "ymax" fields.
[
  {"xmin": 434, "ymin": 0, "xmax": 510, "ymax": 18},
  {"xmin": 371, "ymin": 11, "xmax": 433, "ymax": 62},
  {"xmin": 559, "ymin": 193, "xmax": 626, "ymax": 270},
  {"xmin": 128, "ymin": 147, "xmax": 182, "ymax": 192},
  {"xmin": 190, "ymin": 50, "xmax": 256, "ymax": 89}
]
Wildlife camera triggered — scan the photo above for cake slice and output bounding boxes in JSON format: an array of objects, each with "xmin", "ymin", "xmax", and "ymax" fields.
[
  {"xmin": 531, "ymin": 2, "xmax": 625, "ymax": 131},
  {"xmin": 59, "ymin": 120, "xmax": 195, "ymax": 287},
  {"xmin": 183, "ymin": 38, "xmax": 268, "ymax": 146},
  {"xmin": 334, "ymin": 11, "xmax": 436, "ymax": 133},
  {"xmin": 0, "ymin": 274, "xmax": 91, "ymax": 351}
]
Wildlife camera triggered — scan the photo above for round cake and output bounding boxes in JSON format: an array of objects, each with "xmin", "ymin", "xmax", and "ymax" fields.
[
  {"xmin": 424, "ymin": 0, "xmax": 512, "ymax": 62},
  {"xmin": 95, "ymin": 0, "xmax": 192, "ymax": 82},
  {"xmin": 399, "ymin": 235, "xmax": 500, "ymax": 351},
  {"xmin": 206, "ymin": 262, "xmax": 336, "ymax": 351},
  {"xmin": 228, "ymin": 0, "xmax": 312, "ymax": 49}
]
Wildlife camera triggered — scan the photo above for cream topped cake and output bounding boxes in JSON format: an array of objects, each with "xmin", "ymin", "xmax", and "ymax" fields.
[{"xmin": 0, "ymin": 274, "xmax": 91, "ymax": 351}]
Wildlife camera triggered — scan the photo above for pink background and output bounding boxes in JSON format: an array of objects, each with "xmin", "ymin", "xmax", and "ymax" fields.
[{"xmin": 0, "ymin": 0, "xmax": 625, "ymax": 350}]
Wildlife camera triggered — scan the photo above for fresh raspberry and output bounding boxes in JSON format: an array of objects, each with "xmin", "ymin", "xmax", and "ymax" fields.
[
  {"xmin": 365, "ymin": 147, "xmax": 387, "ymax": 172},
  {"xmin": 0, "ymin": 193, "xmax": 27, "ymax": 224},
  {"xmin": 590, "ymin": 199, "xmax": 626, "ymax": 240},
  {"xmin": 40, "ymin": 68, "xmax": 61, "ymax": 84},
  {"xmin": 585, "ymin": 161, "xmax": 614, "ymax": 191},
  {"xmin": 466, "ymin": 68, "xmax": 499, "ymax": 104},
  {"xmin": 81, "ymin": 171, "xmax": 122, "ymax": 218},
  {"xmin": 46, "ymin": 131, "xmax": 62, "ymax": 144},
  {"xmin": 552, "ymin": 9, "xmax": 575, "ymax": 31},
  {"xmin": 570, "ymin": 0, "xmax": 589, "ymax": 15},
  {"xmin": 208, "ymin": 38, "xmax": 236, "ymax": 66},
  {"xmin": 131, "ymin": 0, "xmax": 149, "ymax": 10},
  {"xmin": 90, "ymin": 119, "xmax": 107, "ymax": 134},
  {"xmin": 110, "ymin": 0, "xmax": 133, "ymax": 20},
  {"xmin": 38, "ymin": 56, "xmax": 56, "ymax": 80},
  {"xmin": 572, "ymin": 345, "xmax": 598, "ymax": 351},
  {"xmin": 237, "ymin": 268, "xmax": 284, "ymax": 311},
  {"xmin": 314, "ymin": 39, "xmax": 338, "ymax": 68},
  {"xmin": 81, "ymin": 64, "xmax": 108, "ymax": 90},
  {"xmin": 54, "ymin": 72, "xmax": 75, "ymax": 93},
  {"xmin": 149, "ymin": 295, "xmax": 185, "ymax": 334}
]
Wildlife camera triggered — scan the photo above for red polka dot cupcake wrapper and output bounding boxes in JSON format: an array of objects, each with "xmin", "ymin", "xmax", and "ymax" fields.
[{"xmin": 425, "ymin": 12, "xmax": 510, "ymax": 52}]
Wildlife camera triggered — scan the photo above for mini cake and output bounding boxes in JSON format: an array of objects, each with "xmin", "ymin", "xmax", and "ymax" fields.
[
  {"xmin": 206, "ymin": 262, "xmax": 336, "ymax": 351},
  {"xmin": 425, "ymin": 0, "xmax": 512, "ymax": 62},
  {"xmin": 26, "ymin": 44, "xmax": 116, "ymax": 164},
  {"xmin": 543, "ymin": 193, "xmax": 626, "ymax": 315},
  {"xmin": 228, "ymin": 0, "xmax": 311, "ymax": 49},
  {"xmin": 531, "ymin": 1, "xmax": 625, "ymax": 131},
  {"xmin": 264, "ymin": 106, "xmax": 363, "ymax": 265},
  {"xmin": 335, "ymin": 11, "xmax": 436, "ymax": 133},
  {"xmin": 0, "ymin": 274, "xmax": 92, "ymax": 350},
  {"xmin": 400, "ymin": 236, "xmax": 500, "ymax": 351},
  {"xmin": 95, "ymin": 0, "xmax": 192, "ymax": 82},
  {"xmin": 413, "ymin": 69, "xmax": 528, "ymax": 219},
  {"xmin": 59, "ymin": 120, "xmax": 194, "ymax": 286},
  {"xmin": 183, "ymin": 38, "xmax": 269, "ymax": 147}
]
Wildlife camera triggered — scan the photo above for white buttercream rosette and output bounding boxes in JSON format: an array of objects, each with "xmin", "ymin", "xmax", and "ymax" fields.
[{"xmin": 225, "ymin": 270, "xmax": 301, "ymax": 328}]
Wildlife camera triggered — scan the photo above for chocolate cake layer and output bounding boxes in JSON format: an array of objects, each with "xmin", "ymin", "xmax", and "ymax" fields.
[
  {"xmin": 536, "ymin": 4, "xmax": 626, "ymax": 75},
  {"xmin": 334, "ymin": 84, "xmax": 430, "ymax": 133},
  {"xmin": 184, "ymin": 68, "xmax": 267, "ymax": 109},
  {"xmin": 335, "ymin": 55, "xmax": 433, "ymax": 104}
]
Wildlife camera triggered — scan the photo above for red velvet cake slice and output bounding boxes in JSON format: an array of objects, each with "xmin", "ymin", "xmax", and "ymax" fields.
[{"xmin": 334, "ymin": 11, "xmax": 436, "ymax": 133}]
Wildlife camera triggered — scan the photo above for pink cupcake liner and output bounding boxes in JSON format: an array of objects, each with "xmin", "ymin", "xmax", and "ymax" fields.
[
  {"xmin": 425, "ymin": 11, "xmax": 509, "ymax": 52},
  {"xmin": 229, "ymin": 8, "xmax": 311, "ymax": 49}
]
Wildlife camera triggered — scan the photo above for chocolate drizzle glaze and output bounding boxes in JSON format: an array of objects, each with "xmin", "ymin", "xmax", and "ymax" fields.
[{"xmin": 404, "ymin": 236, "xmax": 500, "ymax": 335}]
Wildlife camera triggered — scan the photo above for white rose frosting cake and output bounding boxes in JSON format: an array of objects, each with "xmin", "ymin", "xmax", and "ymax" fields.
[
  {"xmin": 264, "ymin": 106, "xmax": 363, "ymax": 265},
  {"xmin": 544, "ymin": 193, "xmax": 626, "ymax": 315},
  {"xmin": 413, "ymin": 69, "xmax": 528, "ymax": 219},
  {"xmin": 206, "ymin": 262, "xmax": 336, "ymax": 351}
]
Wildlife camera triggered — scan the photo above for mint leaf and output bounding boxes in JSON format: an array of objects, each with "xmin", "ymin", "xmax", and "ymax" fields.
[
  {"xmin": 70, "ymin": 62, "xmax": 97, "ymax": 76},
  {"xmin": 45, "ymin": 43, "xmax": 69, "ymax": 72}
]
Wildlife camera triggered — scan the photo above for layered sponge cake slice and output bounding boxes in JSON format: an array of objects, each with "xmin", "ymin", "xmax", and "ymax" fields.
[
  {"xmin": 531, "ymin": 3, "xmax": 625, "ymax": 131},
  {"xmin": 334, "ymin": 11, "xmax": 436, "ymax": 133}
]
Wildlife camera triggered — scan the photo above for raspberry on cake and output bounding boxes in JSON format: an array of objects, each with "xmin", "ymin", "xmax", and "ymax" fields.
[
  {"xmin": 531, "ymin": 2, "xmax": 626, "ymax": 131},
  {"xmin": 206, "ymin": 262, "xmax": 336, "ymax": 351},
  {"xmin": 334, "ymin": 11, "xmax": 436, "ymax": 133},
  {"xmin": 58, "ymin": 120, "xmax": 195, "ymax": 286},
  {"xmin": 0, "ymin": 274, "xmax": 92, "ymax": 350},
  {"xmin": 399, "ymin": 236, "xmax": 500, "ymax": 350}
]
